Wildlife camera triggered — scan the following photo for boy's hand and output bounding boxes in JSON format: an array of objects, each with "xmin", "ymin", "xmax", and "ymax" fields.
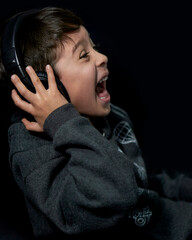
[{"xmin": 11, "ymin": 65, "xmax": 68, "ymax": 132}]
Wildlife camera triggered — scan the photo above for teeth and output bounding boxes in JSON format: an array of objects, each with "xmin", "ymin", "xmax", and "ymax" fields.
[{"xmin": 99, "ymin": 76, "xmax": 108, "ymax": 83}]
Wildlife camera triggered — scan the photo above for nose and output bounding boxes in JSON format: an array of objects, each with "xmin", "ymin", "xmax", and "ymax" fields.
[{"xmin": 95, "ymin": 51, "xmax": 108, "ymax": 68}]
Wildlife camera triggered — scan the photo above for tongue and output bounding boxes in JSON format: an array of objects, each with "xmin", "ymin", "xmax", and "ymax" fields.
[
  {"xmin": 96, "ymin": 83, "xmax": 108, "ymax": 98},
  {"xmin": 97, "ymin": 89, "xmax": 108, "ymax": 98}
]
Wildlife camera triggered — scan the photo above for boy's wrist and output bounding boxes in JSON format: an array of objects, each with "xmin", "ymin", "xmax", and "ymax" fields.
[{"xmin": 43, "ymin": 103, "xmax": 80, "ymax": 138}]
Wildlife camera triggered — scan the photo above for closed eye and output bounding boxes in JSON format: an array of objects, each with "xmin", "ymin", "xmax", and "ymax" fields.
[{"xmin": 79, "ymin": 51, "xmax": 90, "ymax": 59}]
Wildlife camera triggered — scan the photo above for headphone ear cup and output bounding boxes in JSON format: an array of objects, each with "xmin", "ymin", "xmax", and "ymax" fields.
[
  {"xmin": 36, "ymin": 72, "xmax": 49, "ymax": 89},
  {"xmin": 36, "ymin": 72, "xmax": 70, "ymax": 102}
]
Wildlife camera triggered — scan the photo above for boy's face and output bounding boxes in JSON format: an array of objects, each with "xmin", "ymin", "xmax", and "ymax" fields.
[{"xmin": 55, "ymin": 26, "xmax": 111, "ymax": 118}]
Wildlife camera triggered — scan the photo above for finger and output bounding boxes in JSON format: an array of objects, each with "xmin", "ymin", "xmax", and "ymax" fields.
[
  {"xmin": 22, "ymin": 118, "xmax": 43, "ymax": 132},
  {"xmin": 11, "ymin": 74, "xmax": 34, "ymax": 100},
  {"xmin": 26, "ymin": 66, "xmax": 46, "ymax": 94},
  {"xmin": 46, "ymin": 64, "xmax": 58, "ymax": 91},
  {"xmin": 11, "ymin": 89, "xmax": 33, "ymax": 114}
]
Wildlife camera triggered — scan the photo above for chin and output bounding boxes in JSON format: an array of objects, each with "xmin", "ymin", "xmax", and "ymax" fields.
[
  {"xmin": 96, "ymin": 104, "xmax": 111, "ymax": 117},
  {"xmin": 103, "ymin": 107, "xmax": 111, "ymax": 116},
  {"xmin": 79, "ymin": 103, "xmax": 111, "ymax": 118}
]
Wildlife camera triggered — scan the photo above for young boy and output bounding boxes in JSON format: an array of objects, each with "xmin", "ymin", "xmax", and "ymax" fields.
[{"xmin": 1, "ymin": 6, "xmax": 192, "ymax": 240}]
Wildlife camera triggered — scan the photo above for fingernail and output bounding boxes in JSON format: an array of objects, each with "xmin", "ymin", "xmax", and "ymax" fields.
[
  {"xmin": 11, "ymin": 75, "xmax": 16, "ymax": 81},
  {"xmin": 11, "ymin": 89, "xmax": 16, "ymax": 94},
  {"xmin": 26, "ymin": 66, "xmax": 31, "ymax": 71}
]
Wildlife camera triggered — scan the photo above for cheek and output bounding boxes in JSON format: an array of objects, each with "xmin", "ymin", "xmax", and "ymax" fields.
[
  {"xmin": 70, "ymin": 75, "xmax": 96, "ymax": 106},
  {"xmin": 70, "ymin": 78, "xmax": 97, "ymax": 114},
  {"xmin": 57, "ymin": 62, "xmax": 97, "ymax": 113},
  {"xmin": 57, "ymin": 64, "xmax": 78, "ymax": 92},
  {"xmin": 62, "ymin": 65, "xmax": 96, "ymax": 95}
]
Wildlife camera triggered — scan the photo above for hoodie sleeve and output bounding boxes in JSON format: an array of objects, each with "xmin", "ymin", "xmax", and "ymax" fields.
[
  {"xmin": 149, "ymin": 170, "xmax": 192, "ymax": 202},
  {"xmin": 8, "ymin": 104, "xmax": 192, "ymax": 239}
]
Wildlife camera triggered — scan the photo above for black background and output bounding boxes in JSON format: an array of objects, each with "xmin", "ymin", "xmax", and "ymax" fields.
[{"xmin": 0, "ymin": 0, "xmax": 192, "ymax": 238}]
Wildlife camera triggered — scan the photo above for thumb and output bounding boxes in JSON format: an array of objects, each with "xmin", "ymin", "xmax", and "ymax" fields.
[{"xmin": 22, "ymin": 118, "xmax": 44, "ymax": 132}]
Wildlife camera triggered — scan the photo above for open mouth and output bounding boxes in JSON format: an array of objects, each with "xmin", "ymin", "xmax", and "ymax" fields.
[{"xmin": 96, "ymin": 76, "xmax": 110, "ymax": 103}]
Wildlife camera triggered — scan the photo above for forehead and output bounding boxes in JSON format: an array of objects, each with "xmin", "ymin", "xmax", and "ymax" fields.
[{"xmin": 67, "ymin": 26, "xmax": 90, "ymax": 45}]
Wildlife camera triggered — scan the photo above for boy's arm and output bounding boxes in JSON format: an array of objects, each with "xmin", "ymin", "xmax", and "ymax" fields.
[
  {"xmin": 9, "ymin": 103, "xmax": 139, "ymax": 234},
  {"xmin": 9, "ymin": 65, "xmax": 140, "ymax": 234}
]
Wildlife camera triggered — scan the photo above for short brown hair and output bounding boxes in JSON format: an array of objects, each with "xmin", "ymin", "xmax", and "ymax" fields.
[{"xmin": 0, "ymin": 6, "xmax": 83, "ymax": 81}]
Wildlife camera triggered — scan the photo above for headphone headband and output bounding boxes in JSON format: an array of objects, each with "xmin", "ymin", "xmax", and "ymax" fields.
[{"xmin": 1, "ymin": 10, "xmax": 38, "ymax": 90}]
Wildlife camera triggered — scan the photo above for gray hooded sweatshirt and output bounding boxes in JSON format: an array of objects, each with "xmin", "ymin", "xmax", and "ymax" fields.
[{"xmin": 8, "ymin": 103, "xmax": 192, "ymax": 239}]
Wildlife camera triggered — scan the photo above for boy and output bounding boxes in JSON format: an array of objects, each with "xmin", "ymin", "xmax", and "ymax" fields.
[{"xmin": 1, "ymin": 6, "xmax": 192, "ymax": 240}]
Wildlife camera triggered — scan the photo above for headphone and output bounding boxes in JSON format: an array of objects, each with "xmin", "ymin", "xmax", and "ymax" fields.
[{"xmin": 1, "ymin": 9, "xmax": 70, "ymax": 102}]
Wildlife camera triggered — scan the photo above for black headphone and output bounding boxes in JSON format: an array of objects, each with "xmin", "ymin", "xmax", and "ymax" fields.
[{"xmin": 1, "ymin": 9, "xmax": 70, "ymax": 102}]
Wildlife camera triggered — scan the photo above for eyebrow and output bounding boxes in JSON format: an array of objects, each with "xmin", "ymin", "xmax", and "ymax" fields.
[
  {"xmin": 72, "ymin": 39, "xmax": 84, "ymax": 54},
  {"xmin": 72, "ymin": 33, "xmax": 91, "ymax": 54}
]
